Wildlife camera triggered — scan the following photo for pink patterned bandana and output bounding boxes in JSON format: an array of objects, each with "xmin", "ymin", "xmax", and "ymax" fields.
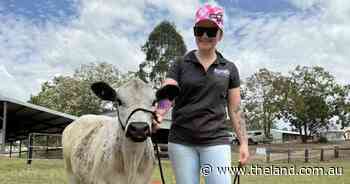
[{"xmin": 195, "ymin": 4, "xmax": 224, "ymax": 31}]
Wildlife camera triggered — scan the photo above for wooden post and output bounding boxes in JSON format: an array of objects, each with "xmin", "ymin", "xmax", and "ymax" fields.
[
  {"xmin": 266, "ymin": 148, "xmax": 271, "ymax": 163},
  {"xmin": 320, "ymin": 148, "xmax": 324, "ymax": 161},
  {"xmin": 334, "ymin": 146, "xmax": 339, "ymax": 158},
  {"xmin": 287, "ymin": 149, "xmax": 291, "ymax": 163},
  {"xmin": 305, "ymin": 148, "xmax": 309, "ymax": 163}
]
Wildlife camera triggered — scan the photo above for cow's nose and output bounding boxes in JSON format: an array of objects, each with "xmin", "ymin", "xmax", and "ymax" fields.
[
  {"xmin": 126, "ymin": 122, "xmax": 151, "ymax": 142},
  {"xmin": 129, "ymin": 122, "xmax": 149, "ymax": 132}
]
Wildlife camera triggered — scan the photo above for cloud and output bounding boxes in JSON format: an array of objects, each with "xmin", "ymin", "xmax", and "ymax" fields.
[
  {"xmin": 78, "ymin": 0, "xmax": 148, "ymax": 32},
  {"xmin": 0, "ymin": 0, "xmax": 203, "ymax": 100},
  {"xmin": 288, "ymin": 0, "xmax": 321, "ymax": 10},
  {"xmin": 322, "ymin": 0, "xmax": 350, "ymax": 24},
  {"xmin": 147, "ymin": 0, "xmax": 199, "ymax": 22},
  {"xmin": 221, "ymin": 0, "xmax": 350, "ymax": 84},
  {"xmin": 0, "ymin": 65, "xmax": 14, "ymax": 80},
  {"xmin": 289, "ymin": 0, "xmax": 350, "ymax": 23},
  {"xmin": 0, "ymin": 0, "xmax": 152, "ymax": 100},
  {"xmin": 0, "ymin": 0, "xmax": 349, "ymax": 102},
  {"xmin": 0, "ymin": 65, "xmax": 27, "ymax": 100}
]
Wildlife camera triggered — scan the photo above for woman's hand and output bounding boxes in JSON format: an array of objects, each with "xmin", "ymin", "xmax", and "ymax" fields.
[
  {"xmin": 152, "ymin": 111, "xmax": 163, "ymax": 133},
  {"xmin": 152, "ymin": 99, "xmax": 172, "ymax": 133},
  {"xmin": 153, "ymin": 78, "xmax": 178, "ymax": 133},
  {"xmin": 239, "ymin": 142, "xmax": 250, "ymax": 165}
]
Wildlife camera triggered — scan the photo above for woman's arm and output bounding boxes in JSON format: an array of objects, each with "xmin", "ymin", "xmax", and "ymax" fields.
[{"xmin": 227, "ymin": 87, "xmax": 249, "ymax": 164}]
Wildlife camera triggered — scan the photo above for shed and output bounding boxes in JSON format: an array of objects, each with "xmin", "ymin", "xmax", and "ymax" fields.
[
  {"xmin": 320, "ymin": 130, "xmax": 345, "ymax": 142},
  {"xmin": 0, "ymin": 94, "xmax": 77, "ymax": 153}
]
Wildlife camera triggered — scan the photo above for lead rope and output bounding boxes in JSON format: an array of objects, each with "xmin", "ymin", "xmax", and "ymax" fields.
[
  {"xmin": 233, "ymin": 162, "xmax": 242, "ymax": 184},
  {"xmin": 115, "ymin": 104, "xmax": 126, "ymax": 131},
  {"xmin": 154, "ymin": 141, "xmax": 166, "ymax": 184}
]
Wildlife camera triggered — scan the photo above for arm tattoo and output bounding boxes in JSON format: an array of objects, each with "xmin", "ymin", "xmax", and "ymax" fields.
[
  {"xmin": 234, "ymin": 105, "xmax": 241, "ymax": 113},
  {"xmin": 238, "ymin": 112, "xmax": 248, "ymax": 144},
  {"xmin": 231, "ymin": 105, "xmax": 248, "ymax": 144}
]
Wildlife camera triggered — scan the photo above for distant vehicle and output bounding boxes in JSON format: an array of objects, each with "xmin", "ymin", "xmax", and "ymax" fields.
[
  {"xmin": 230, "ymin": 130, "xmax": 266, "ymax": 145},
  {"xmin": 247, "ymin": 130, "xmax": 264, "ymax": 144}
]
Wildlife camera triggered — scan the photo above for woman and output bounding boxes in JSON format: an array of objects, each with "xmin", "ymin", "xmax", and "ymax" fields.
[{"xmin": 153, "ymin": 4, "xmax": 249, "ymax": 184}]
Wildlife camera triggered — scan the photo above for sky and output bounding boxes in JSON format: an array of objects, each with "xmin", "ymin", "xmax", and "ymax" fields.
[{"xmin": 0, "ymin": 0, "xmax": 350, "ymax": 101}]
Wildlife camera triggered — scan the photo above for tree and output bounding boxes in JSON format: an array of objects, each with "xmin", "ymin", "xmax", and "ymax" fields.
[
  {"xmin": 30, "ymin": 62, "xmax": 133, "ymax": 116},
  {"xmin": 243, "ymin": 68, "xmax": 285, "ymax": 138},
  {"xmin": 137, "ymin": 21, "xmax": 187, "ymax": 88},
  {"xmin": 281, "ymin": 66, "xmax": 338, "ymax": 143},
  {"xmin": 332, "ymin": 84, "xmax": 350, "ymax": 129}
]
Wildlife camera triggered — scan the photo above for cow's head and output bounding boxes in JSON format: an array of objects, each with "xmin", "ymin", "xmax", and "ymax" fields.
[{"xmin": 91, "ymin": 79, "xmax": 156, "ymax": 142}]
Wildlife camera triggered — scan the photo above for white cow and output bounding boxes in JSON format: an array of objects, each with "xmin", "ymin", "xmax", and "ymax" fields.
[{"xmin": 62, "ymin": 79, "xmax": 156, "ymax": 184}]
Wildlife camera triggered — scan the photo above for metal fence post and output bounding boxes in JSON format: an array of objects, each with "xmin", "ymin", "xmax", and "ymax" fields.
[
  {"xmin": 27, "ymin": 134, "xmax": 33, "ymax": 165},
  {"xmin": 9, "ymin": 141, "xmax": 12, "ymax": 158},
  {"xmin": 46, "ymin": 135, "xmax": 49, "ymax": 159},
  {"xmin": 1, "ymin": 102, "xmax": 7, "ymax": 153},
  {"xmin": 18, "ymin": 140, "xmax": 22, "ymax": 158}
]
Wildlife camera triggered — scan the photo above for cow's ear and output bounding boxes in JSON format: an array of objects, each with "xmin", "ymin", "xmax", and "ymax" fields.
[{"xmin": 91, "ymin": 82, "xmax": 121, "ymax": 104}]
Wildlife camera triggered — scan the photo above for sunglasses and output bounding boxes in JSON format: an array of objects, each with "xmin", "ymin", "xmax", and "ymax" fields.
[{"xmin": 193, "ymin": 26, "xmax": 219, "ymax": 38}]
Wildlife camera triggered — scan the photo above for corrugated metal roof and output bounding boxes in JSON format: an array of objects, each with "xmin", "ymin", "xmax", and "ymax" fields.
[
  {"xmin": 271, "ymin": 129, "xmax": 301, "ymax": 135},
  {"xmin": 0, "ymin": 94, "xmax": 77, "ymax": 142},
  {"xmin": 247, "ymin": 129, "xmax": 301, "ymax": 135},
  {"xmin": 0, "ymin": 95, "xmax": 77, "ymax": 120}
]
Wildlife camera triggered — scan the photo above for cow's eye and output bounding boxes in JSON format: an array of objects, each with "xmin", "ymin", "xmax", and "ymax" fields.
[
  {"xmin": 117, "ymin": 99, "xmax": 123, "ymax": 106},
  {"xmin": 152, "ymin": 100, "xmax": 156, "ymax": 107}
]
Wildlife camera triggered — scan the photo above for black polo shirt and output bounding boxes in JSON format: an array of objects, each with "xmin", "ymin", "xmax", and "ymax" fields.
[{"xmin": 166, "ymin": 50, "xmax": 240, "ymax": 146}]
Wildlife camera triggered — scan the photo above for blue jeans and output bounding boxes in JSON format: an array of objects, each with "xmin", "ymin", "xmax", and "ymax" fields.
[{"xmin": 168, "ymin": 142, "xmax": 232, "ymax": 184}]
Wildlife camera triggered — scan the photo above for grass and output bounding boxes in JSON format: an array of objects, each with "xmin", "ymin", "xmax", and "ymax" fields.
[
  {"xmin": 0, "ymin": 156, "xmax": 349, "ymax": 184},
  {"xmin": 0, "ymin": 158, "xmax": 66, "ymax": 184}
]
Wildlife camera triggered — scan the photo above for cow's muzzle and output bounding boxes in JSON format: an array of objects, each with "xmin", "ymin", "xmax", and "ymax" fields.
[{"xmin": 125, "ymin": 122, "xmax": 151, "ymax": 142}]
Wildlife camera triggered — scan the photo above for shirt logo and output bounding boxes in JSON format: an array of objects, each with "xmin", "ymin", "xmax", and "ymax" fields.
[{"xmin": 214, "ymin": 68, "xmax": 230, "ymax": 78}]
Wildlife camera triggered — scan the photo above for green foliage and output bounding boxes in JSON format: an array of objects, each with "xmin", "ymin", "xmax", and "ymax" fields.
[
  {"xmin": 137, "ymin": 20, "xmax": 187, "ymax": 88},
  {"xmin": 243, "ymin": 68, "xmax": 285, "ymax": 138},
  {"xmin": 243, "ymin": 66, "xmax": 349, "ymax": 143},
  {"xmin": 29, "ymin": 62, "xmax": 134, "ymax": 116},
  {"xmin": 332, "ymin": 84, "xmax": 350, "ymax": 129},
  {"xmin": 281, "ymin": 66, "xmax": 340, "ymax": 143}
]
